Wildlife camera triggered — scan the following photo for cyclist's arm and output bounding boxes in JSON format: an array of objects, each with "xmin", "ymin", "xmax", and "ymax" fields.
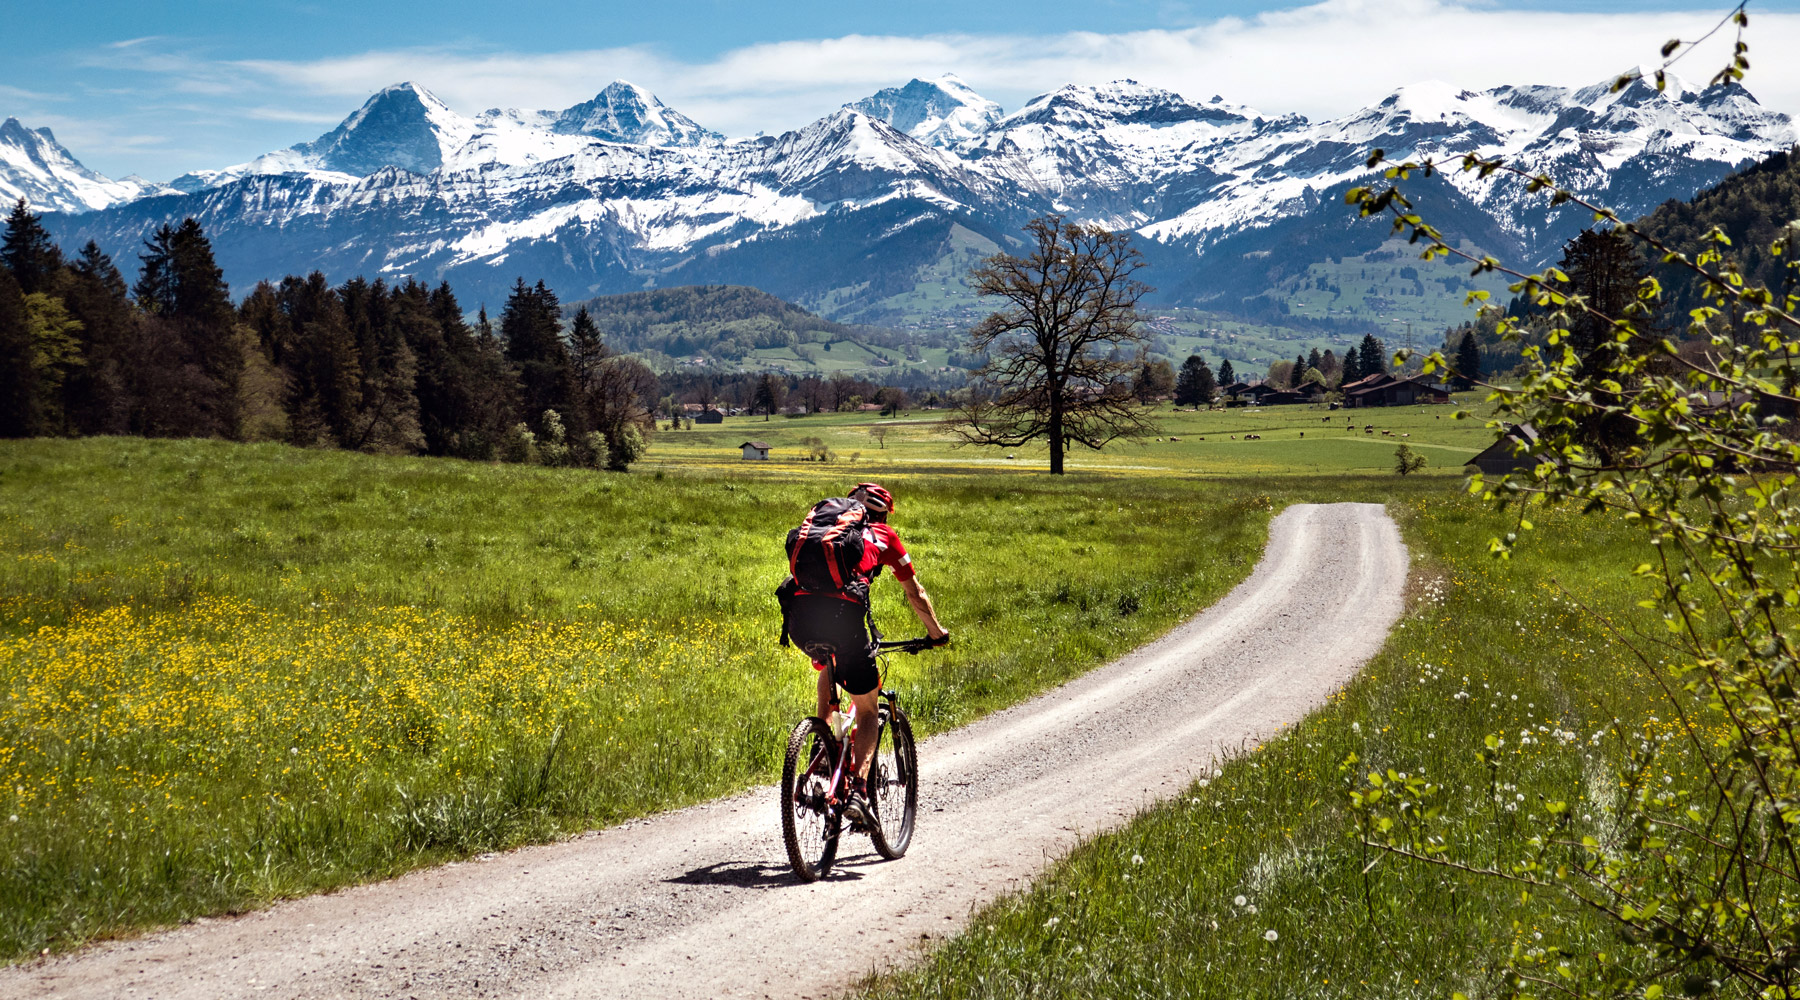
[{"xmin": 900, "ymin": 575, "xmax": 947, "ymax": 640}]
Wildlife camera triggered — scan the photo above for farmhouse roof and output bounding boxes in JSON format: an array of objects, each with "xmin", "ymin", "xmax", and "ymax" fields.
[
  {"xmin": 1466, "ymin": 423, "xmax": 1540, "ymax": 466},
  {"xmin": 740, "ymin": 441, "xmax": 771, "ymax": 449}
]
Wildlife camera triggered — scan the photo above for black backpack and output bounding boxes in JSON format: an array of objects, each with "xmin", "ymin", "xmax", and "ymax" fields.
[
  {"xmin": 777, "ymin": 497, "xmax": 871, "ymax": 646},
  {"xmin": 786, "ymin": 496, "xmax": 871, "ymax": 594}
]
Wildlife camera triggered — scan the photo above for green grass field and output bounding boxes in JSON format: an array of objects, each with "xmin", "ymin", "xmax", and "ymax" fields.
[
  {"xmin": 656, "ymin": 398, "xmax": 1494, "ymax": 478},
  {"xmin": 0, "ymin": 393, "xmax": 1658, "ymax": 993},
  {"xmin": 0, "ymin": 433, "xmax": 1348, "ymax": 961}
]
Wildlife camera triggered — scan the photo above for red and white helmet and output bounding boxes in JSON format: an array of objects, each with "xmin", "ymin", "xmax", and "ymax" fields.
[{"xmin": 849, "ymin": 482, "xmax": 893, "ymax": 516}]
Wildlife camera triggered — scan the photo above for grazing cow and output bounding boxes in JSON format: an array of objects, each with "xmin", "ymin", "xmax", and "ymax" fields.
[
  {"xmin": 1365, "ymin": 426, "xmax": 1374, "ymax": 434},
  {"xmin": 1169, "ymin": 436, "xmax": 1181, "ymax": 442},
  {"xmin": 1231, "ymin": 435, "xmax": 1237, "ymax": 440},
  {"xmin": 1299, "ymin": 431, "xmax": 1304, "ymax": 438},
  {"xmin": 1400, "ymin": 433, "xmax": 1410, "ymax": 438},
  {"xmin": 1322, "ymin": 416, "xmax": 1332, "ymax": 423},
  {"xmin": 1382, "ymin": 430, "xmax": 1393, "ymax": 436}
]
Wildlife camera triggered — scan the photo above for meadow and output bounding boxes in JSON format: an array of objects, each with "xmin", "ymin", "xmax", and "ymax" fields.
[
  {"xmin": 653, "ymin": 398, "xmax": 1494, "ymax": 478},
  {"xmin": 0, "ymin": 421, "xmax": 1396, "ymax": 961},
  {"xmin": 1, "ymin": 392, "xmax": 1611, "ymax": 984}
]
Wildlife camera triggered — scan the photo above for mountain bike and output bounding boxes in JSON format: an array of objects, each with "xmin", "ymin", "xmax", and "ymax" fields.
[{"xmin": 779, "ymin": 636, "xmax": 936, "ymax": 882}]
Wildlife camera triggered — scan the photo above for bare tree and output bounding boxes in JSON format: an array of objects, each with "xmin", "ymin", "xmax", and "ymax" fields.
[
  {"xmin": 953, "ymin": 215, "xmax": 1154, "ymax": 474},
  {"xmin": 584, "ymin": 354, "xmax": 658, "ymax": 469}
]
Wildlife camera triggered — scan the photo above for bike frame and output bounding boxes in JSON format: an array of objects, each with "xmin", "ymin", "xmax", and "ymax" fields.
[{"xmin": 815, "ymin": 636, "xmax": 928, "ymax": 810}]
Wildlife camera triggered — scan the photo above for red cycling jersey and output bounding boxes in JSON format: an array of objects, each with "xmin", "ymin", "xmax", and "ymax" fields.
[{"xmin": 859, "ymin": 523, "xmax": 915, "ymax": 583}]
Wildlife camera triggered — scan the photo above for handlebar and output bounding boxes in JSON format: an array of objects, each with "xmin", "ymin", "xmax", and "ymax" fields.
[{"xmin": 876, "ymin": 634, "xmax": 950, "ymax": 654}]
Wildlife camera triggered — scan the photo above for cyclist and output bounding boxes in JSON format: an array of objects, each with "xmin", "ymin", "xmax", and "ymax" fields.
[{"xmin": 787, "ymin": 482, "xmax": 948, "ymax": 824}]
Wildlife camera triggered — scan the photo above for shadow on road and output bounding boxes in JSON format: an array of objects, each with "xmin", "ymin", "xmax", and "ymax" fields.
[{"xmin": 665, "ymin": 853, "xmax": 886, "ymax": 888}]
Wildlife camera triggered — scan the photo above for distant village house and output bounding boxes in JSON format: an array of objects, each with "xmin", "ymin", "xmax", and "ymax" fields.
[
  {"xmin": 740, "ymin": 441, "xmax": 771, "ymax": 461},
  {"xmin": 1340, "ymin": 372, "xmax": 1452, "ymax": 408},
  {"xmin": 697, "ymin": 408, "xmax": 724, "ymax": 424}
]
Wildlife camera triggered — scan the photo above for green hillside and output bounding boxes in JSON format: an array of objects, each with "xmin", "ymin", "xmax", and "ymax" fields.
[{"xmin": 565, "ymin": 285, "xmax": 887, "ymax": 367}]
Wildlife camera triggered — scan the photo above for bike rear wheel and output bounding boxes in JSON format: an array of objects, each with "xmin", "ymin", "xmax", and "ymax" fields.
[
  {"xmin": 868, "ymin": 703, "xmax": 918, "ymax": 860},
  {"xmin": 780, "ymin": 716, "xmax": 840, "ymax": 882}
]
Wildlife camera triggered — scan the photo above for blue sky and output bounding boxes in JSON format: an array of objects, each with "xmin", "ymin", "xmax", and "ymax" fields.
[{"xmin": 11, "ymin": 0, "xmax": 1800, "ymax": 180}]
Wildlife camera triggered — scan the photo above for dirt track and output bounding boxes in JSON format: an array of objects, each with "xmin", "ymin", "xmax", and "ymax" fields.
[{"xmin": 0, "ymin": 501, "xmax": 1408, "ymax": 1000}]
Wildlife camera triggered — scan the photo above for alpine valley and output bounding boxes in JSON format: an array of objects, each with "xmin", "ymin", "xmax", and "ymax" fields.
[{"xmin": 4, "ymin": 71, "xmax": 1793, "ymax": 330}]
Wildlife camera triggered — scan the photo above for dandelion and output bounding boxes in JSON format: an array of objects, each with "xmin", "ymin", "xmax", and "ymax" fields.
[
  {"xmin": 1351, "ymin": 722, "xmax": 1361, "ymax": 733},
  {"xmin": 1044, "ymin": 917, "xmax": 1060, "ymax": 929},
  {"xmin": 1246, "ymin": 904, "xmax": 1258, "ymax": 914},
  {"xmin": 1197, "ymin": 779, "xmax": 1209, "ymax": 788},
  {"xmin": 1234, "ymin": 895, "xmax": 1247, "ymax": 907},
  {"xmin": 1264, "ymin": 930, "xmax": 1279, "ymax": 942},
  {"xmin": 1131, "ymin": 854, "xmax": 1144, "ymax": 865}
]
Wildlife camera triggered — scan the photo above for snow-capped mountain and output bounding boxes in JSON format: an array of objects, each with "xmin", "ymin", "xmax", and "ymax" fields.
[
  {"xmin": 0, "ymin": 118, "xmax": 169, "ymax": 213},
  {"xmin": 170, "ymin": 82, "xmax": 479, "ymax": 191},
  {"xmin": 848, "ymin": 75, "xmax": 1003, "ymax": 148},
  {"xmin": 30, "ymin": 69, "xmax": 1798, "ymax": 324},
  {"xmin": 546, "ymin": 81, "xmax": 720, "ymax": 146}
]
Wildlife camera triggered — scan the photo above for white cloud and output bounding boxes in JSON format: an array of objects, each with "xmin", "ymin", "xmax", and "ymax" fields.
[{"xmin": 226, "ymin": 0, "xmax": 1800, "ymax": 138}]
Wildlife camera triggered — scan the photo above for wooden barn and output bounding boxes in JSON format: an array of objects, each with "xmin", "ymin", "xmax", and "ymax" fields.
[{"xmin": 1467, "ymin": 424, "xmax": 1545, "ymax": 476}]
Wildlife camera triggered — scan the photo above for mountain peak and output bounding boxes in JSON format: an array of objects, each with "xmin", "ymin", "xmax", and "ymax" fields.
[
  {"xmin": 0, "ymin": 116, "xmax": 166, "ymax": 213},
  {"xmin": 290, "ymin": 81, "xmax": 475, "ymax": 176},
  {"xmin": 845, "ymin": 75, "xmax": 1003, "ymax": 148},
  {"xmin": 551, "ymin": 81, "xmax": 719, "ymax": 146}
]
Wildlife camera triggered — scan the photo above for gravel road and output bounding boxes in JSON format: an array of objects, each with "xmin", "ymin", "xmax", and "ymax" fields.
[{"xmin": 1, "ymin": 501, "xmax": 1408, "ymax": 1000}]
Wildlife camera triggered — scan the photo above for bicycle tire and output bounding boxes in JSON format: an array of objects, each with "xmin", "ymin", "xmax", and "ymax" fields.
[
  {"xmin": 780, "ymin": 716, "xmax": 840, "ymax": 882},
  {"xmin": 868, "ymin": 703, "xmax": 918, "ymax": 860}
]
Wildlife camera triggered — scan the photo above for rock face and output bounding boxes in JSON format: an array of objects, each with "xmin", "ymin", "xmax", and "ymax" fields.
[{"xmin": 20, "ymin": 70, "xmax": 1796, "ymax": 320}]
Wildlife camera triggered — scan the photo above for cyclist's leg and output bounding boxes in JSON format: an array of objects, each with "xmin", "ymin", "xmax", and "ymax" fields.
[
  {"xmin": 815, "ymin": 659, "xmax": 836, "ymax": 721},
  {"xmin": 833, "ymin": 636, "xmax": 881, "ymax": 780},
  {"xmin": 848, "ymin": 688, "xmax": 880, "ymax": 780}
]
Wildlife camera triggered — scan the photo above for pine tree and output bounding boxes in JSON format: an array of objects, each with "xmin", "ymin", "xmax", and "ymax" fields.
[
  {"xmin": 1292, "ymin": 353, "xmax": 1307, "ymax": 390},
  {"xmin": 1175, "ymin": 354, "xmax": 1216, "ymax": 406},
  {"xmin": 134, "ymin": 219, "xmax": 241, "ymax": 436},
  {"xmin": 0, "ymin": 267, "xmax": 38, "ymax": 436},
  {"xmin": 275, "ymin": 271, "xmax": 361, "ymax": 446},
  {"xmin": 1453, "ymin": 330, "xmax": 1482, "ymax": 391},
  {"xmin": 1358, "ymin": 334, "xmax": 1386, "ymax": 378},
  {"xmin": 1341, "ymin": 345, "xmax": 1363, "ymax": 385},
  {"xmin": 1559, "ymin": 228, "xmax": 1647, "ymax": 359},
  {"xmin": 501, "ymin": 278, "xmax": 575, "ymax": 436},
  {"xmin": 568, "ymin": 305, "xmax": 608, "ymax": 392},
  {"xmin": 63, "ymin": 241, "xmax": 134, "ymax": 434},
  {"xmin": 1, "ymin": 199, "xmax": 65, "ymax": 295},
  {"xmin": 1217, "ymin": 358, "xmax": 1236, "ymax": 386},
  {"xmin": 339, "ymin": 277, "xmax": 423, "ymax": 452},
  {"xmin": 1307, "ymin": 347, "xmax": 1322, "ymax": 373}
]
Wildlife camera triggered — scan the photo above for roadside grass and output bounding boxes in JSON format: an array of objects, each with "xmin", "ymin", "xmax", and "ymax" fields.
[
  {"xmin": 855, "ymin": 491, "xmax": 1666, "ymax": 1000},
  {"xmin": 0, "ymin": 436, "xmax": 1304, "ymax": 961}
]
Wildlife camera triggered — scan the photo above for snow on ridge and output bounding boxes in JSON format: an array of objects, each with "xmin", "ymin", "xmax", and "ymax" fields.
[
  {"xmin": 846, "ymin": 75, "xmax": 1004, "ymax": 148},
  {"xmin": 0, "ymin": 117, "xmax": 170, "ymax": 213}
]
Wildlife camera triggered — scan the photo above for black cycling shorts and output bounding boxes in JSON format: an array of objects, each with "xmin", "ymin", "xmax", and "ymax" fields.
[{"xmin": 787, "ymin": 594, "xmax": 879, "ymax": 696}]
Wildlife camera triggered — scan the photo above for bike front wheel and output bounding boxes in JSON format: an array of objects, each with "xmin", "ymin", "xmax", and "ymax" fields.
[
  {"xmin": 868, "ymin": 703, "xmax": 918, "ymax": 860},
  {"xmin": 780, "ymin": 716, "xmax": 840, "ymax": 882}
]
